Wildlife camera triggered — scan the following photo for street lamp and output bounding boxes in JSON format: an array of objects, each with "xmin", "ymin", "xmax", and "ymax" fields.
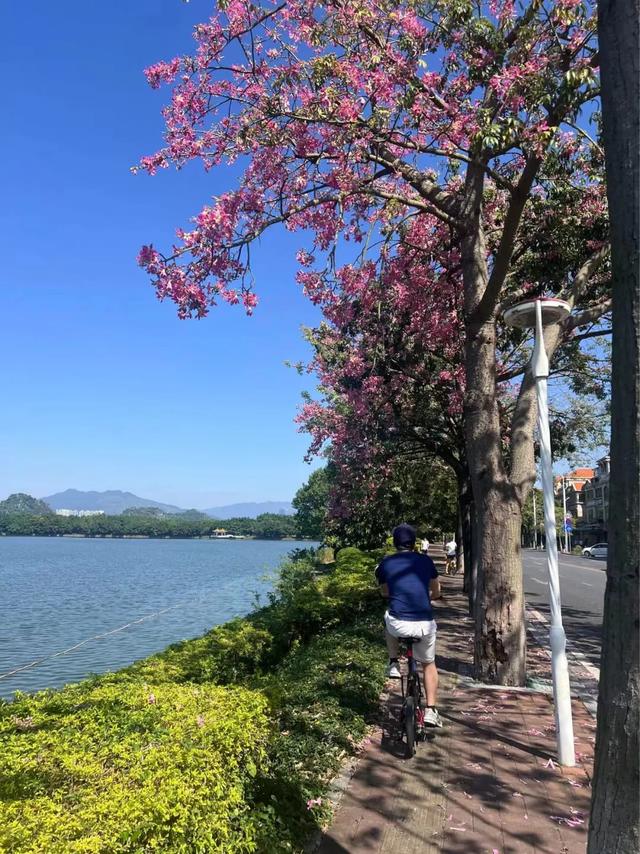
[{"xmin": 503, "ymin": 297, "xmax": 576, "ymax": 767}]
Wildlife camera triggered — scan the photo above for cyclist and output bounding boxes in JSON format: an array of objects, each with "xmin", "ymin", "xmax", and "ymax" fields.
[
  {"xmin": 444, "ymin": 536, "xmax": 457, "ymax": 575},
  {"xmin": 375, "ymin": 523, "xmax": 443, "ymax": 728}
]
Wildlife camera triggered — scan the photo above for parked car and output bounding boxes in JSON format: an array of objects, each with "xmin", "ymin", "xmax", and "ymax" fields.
[{"xmin": 582, "ymin": 543, "xmax": 608, "ymax": 559}]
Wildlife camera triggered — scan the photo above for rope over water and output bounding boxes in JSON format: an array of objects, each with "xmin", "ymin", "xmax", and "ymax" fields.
[{"xmin": 0, "ymin": 603, "xmax": 185, "ymax": 682}]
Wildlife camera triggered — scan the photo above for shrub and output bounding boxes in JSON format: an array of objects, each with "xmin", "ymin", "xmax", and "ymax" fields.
[
  {"xmin": 251, "ymin": 613, "xmax": 387, "ymax": 849},
  {"xmin": 127, "ymin": 618, "xmax": 275, "ymax": 686},
  {"xmin": 0, "ymin": 681, "xmax": 273, "ymax": 853}
]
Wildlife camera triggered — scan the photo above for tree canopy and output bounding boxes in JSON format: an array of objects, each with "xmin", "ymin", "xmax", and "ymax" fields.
[{"xmin": 136, "ymin": 0, "xmax": 611, "ymax": 685}]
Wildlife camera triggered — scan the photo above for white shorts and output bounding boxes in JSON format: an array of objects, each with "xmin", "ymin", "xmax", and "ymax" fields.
[{"xmin": 384, "ymin": 611, "xmax": 437, "ymax": 664}]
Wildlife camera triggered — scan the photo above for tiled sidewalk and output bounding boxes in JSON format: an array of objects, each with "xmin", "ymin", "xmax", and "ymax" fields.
[{"xmin": 316, "ymin": 561, "xmax": 595, "ymax": 854}]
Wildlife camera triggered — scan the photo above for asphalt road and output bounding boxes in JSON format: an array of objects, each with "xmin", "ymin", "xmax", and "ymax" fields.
[{"xmin": 523, "ymin": 549, "xmax": 606, "ymax": 670}]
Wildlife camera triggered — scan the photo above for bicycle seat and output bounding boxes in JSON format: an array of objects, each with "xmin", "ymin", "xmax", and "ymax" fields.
[{"xmin": 398, "ymin": 636, "xmax": 421, "ymax": 644}]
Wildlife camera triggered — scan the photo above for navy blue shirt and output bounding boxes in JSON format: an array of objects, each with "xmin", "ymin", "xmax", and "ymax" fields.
[{"xmin": 375, "ymin": 550, "xmax": 439, "ymax": 621}]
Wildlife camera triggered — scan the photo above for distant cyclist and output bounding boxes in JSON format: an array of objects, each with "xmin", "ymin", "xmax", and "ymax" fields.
[
  {"xmin": 420, "ymin": 537, "xmax": 430, "ymax": 554},
  {"xmin": 444, "ymin": 537, "xmax": 457, "ymax": 575},
  {"xmin": 375, "ymin": 524, "xmax": 443, "ymax": 728}
]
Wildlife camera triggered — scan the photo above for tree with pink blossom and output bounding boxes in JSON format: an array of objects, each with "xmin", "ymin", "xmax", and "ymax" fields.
[
  {"xmin": 295, "ymin": 185, "xmax": 608, "ymax": 622},
  {"xmin": 138, "ymin": 0, "xmax": 610, "ymax": 684}
]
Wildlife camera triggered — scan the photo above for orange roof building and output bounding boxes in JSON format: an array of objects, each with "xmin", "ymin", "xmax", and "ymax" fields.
[{"xmin": 554, "ymin": 468, "xmax": 596, "ymax": 521}]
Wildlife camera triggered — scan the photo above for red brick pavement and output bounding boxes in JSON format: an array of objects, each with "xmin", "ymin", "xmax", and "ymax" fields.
[{"xmin": 316, "ymin": 562, "xmax": 595, "ymax": 854}]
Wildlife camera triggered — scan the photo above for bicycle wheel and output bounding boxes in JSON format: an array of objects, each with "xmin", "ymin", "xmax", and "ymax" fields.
[{"xmin": 404, "ymin": 694, "xmax": 416, "ymax": 758}]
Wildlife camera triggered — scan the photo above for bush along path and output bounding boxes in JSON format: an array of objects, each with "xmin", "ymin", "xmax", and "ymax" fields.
[
  {"xmin": 317, "ymin": 554, "xmax": 596, "ymax": 854},
  {"xmin": 0, "ymin": 547, "xmax": 390, "ymax": 853}
]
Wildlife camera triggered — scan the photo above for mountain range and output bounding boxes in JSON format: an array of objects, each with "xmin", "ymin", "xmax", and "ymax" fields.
[
  {"xmin": 202, "ymin": 501, "xmax": 294, "ymax": 519},
  {"xmin": 41, "ymin": 489, "xmax": 293, "ymax": 518}
]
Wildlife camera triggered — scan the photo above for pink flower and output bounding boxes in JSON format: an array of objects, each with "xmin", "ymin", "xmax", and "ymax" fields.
[{"xmin": 144, "ymin": 58, "xmax": 181, "ymax": 89}]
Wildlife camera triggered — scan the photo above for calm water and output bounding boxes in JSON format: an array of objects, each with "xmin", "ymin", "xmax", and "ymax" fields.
[{"xmin": 0, "ymin": 537, "xmax": 314, "ymax": 700}]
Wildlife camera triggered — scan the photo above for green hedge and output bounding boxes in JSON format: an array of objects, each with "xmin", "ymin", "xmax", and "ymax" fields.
[
  {"xmin": 0, "ymin": 547, "xmax": 388, "ymax": 853},
  {"xmin": 1, "ymin": 681, "xmax": 273, "ymax": 853}
]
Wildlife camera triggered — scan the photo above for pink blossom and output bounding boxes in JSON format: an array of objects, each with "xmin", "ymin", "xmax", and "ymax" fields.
[{"xmin": 144, "ymin": 57, "xmax": 181, "ymax": 89}]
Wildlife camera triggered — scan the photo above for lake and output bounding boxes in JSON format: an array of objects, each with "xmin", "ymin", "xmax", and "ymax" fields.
[{"xmin": 0, "ymin": 537, "xmax": 314, "ymax": 700}]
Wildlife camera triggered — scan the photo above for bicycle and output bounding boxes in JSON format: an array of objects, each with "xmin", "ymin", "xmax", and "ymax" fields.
[
  {"xmin": 444, "ymin": 554, "xmax": 456, "ymax": 575},
  {"xmin": 397, "ymin": 636, "xmax": 425, "ymax": 758}
]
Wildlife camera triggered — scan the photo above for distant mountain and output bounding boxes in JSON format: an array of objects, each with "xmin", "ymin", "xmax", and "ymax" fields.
[
  {"xmin": 204, "ymin": 501, "xmax": 293, "ymax": 519},
  {"xmin": 0, "ymin": 493, "xmax": 53, "ymax": 515},
  {"xmin": 42, "ymin": 490, "xmax": 183, "ymax": 516},
  {"xmin": 39, "ymin": 490, "xmax": 293, "ymax": 518}
]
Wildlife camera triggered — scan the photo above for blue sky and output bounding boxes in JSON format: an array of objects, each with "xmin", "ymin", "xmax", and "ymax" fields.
[{"xmin": 1, "ymin": 1, "xmax": 323, "ymax": 508}]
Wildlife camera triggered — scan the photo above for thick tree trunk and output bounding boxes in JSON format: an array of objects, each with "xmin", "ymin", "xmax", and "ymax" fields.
[
  {"xmin": 464, "ymin": 312, "xmax": 527, "ymax": 684},
  {"xmin": 588, "ymin": 0, "xmax": 640, "ymax": 849},
  {"xmin": 461, "ymin": 164, "xmax": 526, "ymax": 685},
  {"xmin": 471, "ymin": 499, "xmax": 479, "ymax": 618},
  {"xmin": 472, "ymin": 491, "xmax": 526, "ymax": 684}
]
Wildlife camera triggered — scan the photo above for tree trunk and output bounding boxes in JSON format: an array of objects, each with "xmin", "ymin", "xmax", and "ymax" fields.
[
  {"xmin": 464, "ymin": 313, "xmax": 527, "ymax": 685},
  {"xmin": 472, "ymin": 491, "xmax": 526, "ymax": 684},
  {"xmin": 471, "ymin": 499, "xmax": 479, "ymax": 618},
  {"xmin": 588, "ymin": 0, "xmax": 640, "ymax": 849},
  {"xmin": 461, "ymin": 164, "xmax": 527, "ymax": 685},
  {"xmin": 456, "ymin": 505, "xmax": 464, "ymax": 574},
  {"xmin": 458, "ymin": 473, "xmax": 475, "ymax": 613}
]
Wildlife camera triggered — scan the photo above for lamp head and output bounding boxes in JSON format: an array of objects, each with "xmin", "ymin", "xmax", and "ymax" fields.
[{"xmin": 503, "ymin": 297, "xmax": 571, "ymax": 329}]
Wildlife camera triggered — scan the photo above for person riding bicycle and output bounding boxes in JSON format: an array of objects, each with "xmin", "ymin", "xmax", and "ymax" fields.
[
  {"xmin": 375, "ymin": 523, "xmax": 443, "ymax": 728},
  {"xmin": 444, "ymin": 537, "xmax": 457, "ymax": 575}
]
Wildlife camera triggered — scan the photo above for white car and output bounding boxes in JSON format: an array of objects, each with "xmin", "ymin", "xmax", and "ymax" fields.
[{"xmin": 582, "ymin": 543, "xmax": 608, "ymax": 559}]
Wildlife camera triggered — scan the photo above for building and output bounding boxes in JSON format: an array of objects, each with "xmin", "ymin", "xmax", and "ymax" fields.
[
  {"xmin": 582, "ymin": 456, "xmax": 610, "ymax": 533},
  {"xmin": 55, "ymin": 509, "xmax": 105, "ymax": 517},
  {"xmin": 554, "ymin": 468, "xmax": 594, "ymax": 522}
]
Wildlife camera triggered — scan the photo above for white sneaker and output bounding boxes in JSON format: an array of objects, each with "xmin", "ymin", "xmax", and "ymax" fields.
[
  {"xmin": 387, "ymin": 660, "xmax": 401, "ymax": 678},
  {"xmin": 423, "ymin": 707, "xmax": 443, "ymax": 728}
]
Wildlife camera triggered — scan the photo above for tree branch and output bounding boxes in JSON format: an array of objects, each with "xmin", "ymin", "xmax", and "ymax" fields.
[
  {"xmin": 474, "ymin": 154, "xmax": 542, "ymax": 321},
  {"xmin": 368, "ymin": 147, "xmax": 462, "ymax": 223},
  {"xmin": 569, "ymin": 326, "xmax": 612, "ymax": 341},
  {"xmin": 568, "ymin": 299, "xmax": 612, "ymax": 328}
]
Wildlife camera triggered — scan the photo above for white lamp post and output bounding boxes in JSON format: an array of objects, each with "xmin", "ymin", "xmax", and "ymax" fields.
[{"xmin": 503, "ymin": 297, "xmax": 576, "ymax": 767}]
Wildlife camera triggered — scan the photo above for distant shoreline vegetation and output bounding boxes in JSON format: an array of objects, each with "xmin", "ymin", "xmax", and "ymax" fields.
[{"xmin": 0, "ymin": 512, "xmax": 302, "ymax": 540}]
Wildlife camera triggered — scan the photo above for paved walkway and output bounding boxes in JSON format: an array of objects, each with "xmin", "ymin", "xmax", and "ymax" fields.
[{"xmin": 316, "ymin": 553, "xmax": 596, "ymax": 854}]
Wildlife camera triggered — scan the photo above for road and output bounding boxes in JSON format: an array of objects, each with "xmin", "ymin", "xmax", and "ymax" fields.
[{"xmin": 522, "ymin": 549, "xmax": 606, "ymax": 672}]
